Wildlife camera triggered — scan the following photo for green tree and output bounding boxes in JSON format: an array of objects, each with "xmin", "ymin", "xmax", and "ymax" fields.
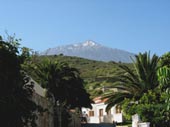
[
  {"xmin": 26, "ymin": 59, "xmax": 91, "ymax": 127},
  {"xmin": 103, "ymin": 52, "xmax": 159, "ymax": 111},
  {"xmin": 158, "ymin": 52, "xmax": 170, "ymax": 67},
  {"xmin": 103, "ymin": 52, "xmax": 170, "ymax": 126},
  {"xmin": 119, "ymin": 52, "xmax": 170, "ymax": 127},
  {"xmin": 31, "ymin": 59, "xmax": 91, "ymax": 108},
  {"xmin": 122, "ymin": 89, "xmax": 164, "ymax": 127},
  {"xmin": 157, "ymin": 52, "xmax": 170, "ymax": 126},
  {"xmin": 0, "ymin": 37, "xmax": 37, "ymax": 127}
]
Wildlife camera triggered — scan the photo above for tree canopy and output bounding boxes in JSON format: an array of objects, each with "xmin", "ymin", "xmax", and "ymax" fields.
[
  {"xmin": 103, "ymin": 52, "xmax": 159, "ymax": 111},
  {"xmin": 30, "ymin": 59, "xmax": 92, "ymax": 109},
  {"xmin": 23, "ymin": 58, "xmax": 92, "ymax": 127},
  {"xmin": 0, "ymin": 37, "xmax": 38, "ymax": 127},
  {"xmin": 103, "ymin": 52, "xmax": 170, "ymax": 127}
]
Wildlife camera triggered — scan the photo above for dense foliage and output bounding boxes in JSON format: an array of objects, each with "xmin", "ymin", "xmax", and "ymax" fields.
[
  {"xmin": 23, "ymin": 56, "xmax": 92, "ymax": 127},
  {"xmin": 0, "ymin": 37, "xmax": 38, "ymax": 127},
  {"xmin": 28, "ymin": 59, "xmax": 92, "ymax": 108},
  {"xmin": 102, "ymin": 52, "xmax": 170, "ymax": 127},
  {"xmin": 102, "ymin": 52, "xmax": 159, "ymax": 111},
  {"xmin": 157, "ymin": 52, "xmax": 170, "ymax": 126}
]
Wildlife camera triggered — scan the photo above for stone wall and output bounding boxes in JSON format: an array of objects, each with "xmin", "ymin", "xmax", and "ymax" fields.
[{"xmin": 33, "ymin": 92, "xmax": 54, "ymax": 127}]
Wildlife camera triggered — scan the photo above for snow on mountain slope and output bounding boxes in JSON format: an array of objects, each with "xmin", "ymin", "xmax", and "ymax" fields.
[{"xmin": 41, "ymin": 40, "xmax": 135, "ymax": 63}]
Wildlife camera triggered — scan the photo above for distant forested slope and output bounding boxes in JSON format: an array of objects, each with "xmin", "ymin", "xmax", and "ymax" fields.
[{"xmin": 32, "ymin": 55, "xmax": 133, "ymax": 98}]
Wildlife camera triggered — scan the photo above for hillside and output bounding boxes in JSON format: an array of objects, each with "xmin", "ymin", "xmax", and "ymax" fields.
[{"xmin": 37, "ymin": 55, "xmax": 133, "ymax": 98}]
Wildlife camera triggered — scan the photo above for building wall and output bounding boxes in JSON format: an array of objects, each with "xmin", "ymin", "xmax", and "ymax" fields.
[
  {"xmin": 33, "ymin": 92, "xmax": 54, "ymax": 127},
  {"xmin": 82, "ymin": 102, "xmax": 123, "ymax": 124},
  {"xmin": 29, "ymin": 79, "xmax": 54, "ymax": 127}
]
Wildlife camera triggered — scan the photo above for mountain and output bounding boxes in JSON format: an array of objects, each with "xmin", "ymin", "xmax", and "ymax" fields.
[{"xmin": 41, "ymin": 40, "xmax": 135, "ymax": 63}]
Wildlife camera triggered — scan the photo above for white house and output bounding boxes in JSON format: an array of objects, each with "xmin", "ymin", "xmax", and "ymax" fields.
[{"xmin": 82, "ymin": 96, "xmax": 123, "ymax": 124}]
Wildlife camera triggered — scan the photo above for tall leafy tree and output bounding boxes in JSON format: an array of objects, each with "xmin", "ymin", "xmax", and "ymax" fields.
[
  {"xmin": 30, "ymin": 59, "xmax": 92, "ymax": 109},
  {"xmin": 158, "ymin": 52, "xmax": 170, "ymax": 67},
  {"xmin": 0, "ymin": 37, "xmax": 37, "ymax": 127},
  {"xmin": 103, "ymin": 52, "xmax": 159, "ymax": 111},
  {"xmin": 157, "ymin": 52, "xmax": 170, "ymax": 126},
  {"xmin": 27, "ymin": 59, "xmax": 92, "ymax": 127},
  {"xmin": 103, "ymin": 52, "xmax": 170, "ymax": 126}
]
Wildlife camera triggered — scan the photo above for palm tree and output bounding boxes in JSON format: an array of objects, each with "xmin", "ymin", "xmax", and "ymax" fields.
[
  {"xmin": 31, "ymin": 59, "xmax": 92, "ymax": 127},
  {"xmin": 103, "ymin": 52, "xmax": 159, "ymax": 111},
  {"xmin": 32, "ymin": 59, "xmax": 91, "ymax": 108}
]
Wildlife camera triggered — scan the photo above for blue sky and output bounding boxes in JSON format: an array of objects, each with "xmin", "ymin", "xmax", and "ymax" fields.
[{"xmin": 0, "ymin": 0, "xmax": 170, "ymax": 56}]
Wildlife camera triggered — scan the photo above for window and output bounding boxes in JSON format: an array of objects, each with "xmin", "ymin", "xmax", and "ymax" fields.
[{"xmin": 89, "ymin": 111, "xmax": 94, "ymax": 116}]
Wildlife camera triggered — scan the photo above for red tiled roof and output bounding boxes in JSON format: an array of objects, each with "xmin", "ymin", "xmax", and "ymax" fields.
[{"xmin": 93, "ymin": 96, "xmax": 108, "ymax": 104}]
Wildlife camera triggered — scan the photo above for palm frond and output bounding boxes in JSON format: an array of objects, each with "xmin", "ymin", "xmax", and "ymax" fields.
[
  {"xmin": 103, "ymin": 52, "xmax": 159, "ymax": 111},
  {"xmin": 104, "ymin": 92, "xmax": 132, "ymax": 112}
]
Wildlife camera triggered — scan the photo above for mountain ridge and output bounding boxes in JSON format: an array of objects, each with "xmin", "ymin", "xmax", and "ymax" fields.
[{"xmin": 41, "ymin": 40, "xmax": 135, "ymax": 63}]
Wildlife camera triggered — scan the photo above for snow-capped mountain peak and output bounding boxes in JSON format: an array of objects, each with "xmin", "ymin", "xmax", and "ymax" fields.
[
  {"xmin": 82, "ymin": 40, "xmax": 98, "ymax": 47},
  {"xmin": 41, "ymin": 40, "xmax": 135, "ymax": 63}
]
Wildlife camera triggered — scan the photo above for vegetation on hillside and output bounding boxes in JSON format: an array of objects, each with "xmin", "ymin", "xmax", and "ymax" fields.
[{"xmin": 29, "ymin": 55, "xmax": 133, "ymax": 98}]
